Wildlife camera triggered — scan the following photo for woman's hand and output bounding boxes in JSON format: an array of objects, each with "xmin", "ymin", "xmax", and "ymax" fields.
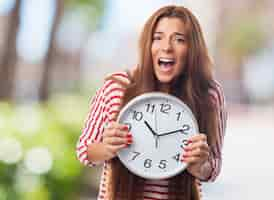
[
  {"xmin": 102, "ymin": 122, "xmax": 133, "ymax": 160},
  {"xmin": 181, "ymin": 133, "xmax": 210, "ymax": 176}
]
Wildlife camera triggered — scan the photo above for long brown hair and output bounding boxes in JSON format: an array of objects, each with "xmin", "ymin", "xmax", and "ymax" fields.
[{"xmin": 108, "ymin": 5, "xmax": 219, "ymax": 200}]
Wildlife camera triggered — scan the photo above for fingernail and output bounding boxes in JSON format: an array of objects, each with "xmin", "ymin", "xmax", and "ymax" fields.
[
  {"xmin": 126, "ymin": 133, "xmax": 132, "ymax": 138},
  {"xmin": 187, "ymin": 140, "xmax": 192, "ymax": 144},
  {"xmin": 127, "ymin": 138, "xmax": 133, "ymax": 144},
  {"xmin": 184, "ymin": 148, "xmax": 189, "ymax": 151},
  {"xmin": 180, "ymin": 155, "xmax": 188, "ymax": 161},
  {"xmin": 123, "ymin": 126, "xmax": 129, "ymax": 131}
]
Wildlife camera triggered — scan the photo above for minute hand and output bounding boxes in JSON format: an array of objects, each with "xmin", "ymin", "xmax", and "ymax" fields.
[{"xmin": 158, "ymin": 129, "xmax": 187, "ymax": 137}]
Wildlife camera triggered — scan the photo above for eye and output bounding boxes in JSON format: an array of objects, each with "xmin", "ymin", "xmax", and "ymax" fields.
[
  {"xmin": 152, "ymin": 35, "xmax": 162, "ymax": 41},
  {"xmin": 174, "ymin": 36, "xmax": 185, "ymax": 43}
]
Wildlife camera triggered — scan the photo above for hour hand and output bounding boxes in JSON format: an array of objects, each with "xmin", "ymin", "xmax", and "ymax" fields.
[{"xmin": 144, "ymin": 120, "xmax": 157, "ymax": 136}]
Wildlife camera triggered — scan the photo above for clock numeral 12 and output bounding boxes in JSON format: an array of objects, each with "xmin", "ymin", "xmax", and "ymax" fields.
[{"xmin": 160, "ymin": 103, "xmax": 171, "ymax": 114}]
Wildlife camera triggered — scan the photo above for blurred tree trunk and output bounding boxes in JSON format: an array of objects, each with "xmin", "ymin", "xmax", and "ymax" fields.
[
  {"xmin": 0, "ymin": 0, "xmax": 21, "ymax": 100},
  {"xmin": 39, "ymin": 0, "xmax": 64, "ymax": 101}
]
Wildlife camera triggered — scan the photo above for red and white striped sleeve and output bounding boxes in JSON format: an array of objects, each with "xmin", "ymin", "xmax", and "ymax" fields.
[
  {"xmin": 76, "ymin": 72, "xmax": 129, "ymax": 167},
  {"xmin": 76, "ymin": 81, "xmax": 109, "ymax": 167},
  {"xmin": 198, "ymin": 81, "xmax": 227, "ymax": 182}
]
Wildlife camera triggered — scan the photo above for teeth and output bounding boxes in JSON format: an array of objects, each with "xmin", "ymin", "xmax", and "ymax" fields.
[
  {"xmin": 159, "ymin": 58, "xmax": 175, "ymax": 62},
  {"xmin": 158, "ymin": 58, "xmax": 175, "ymax": 68}
]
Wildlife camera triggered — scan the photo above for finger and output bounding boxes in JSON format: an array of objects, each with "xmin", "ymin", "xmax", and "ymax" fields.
[
  {"xmin": 108, "ymin": 143, "xmax": 129, "ymax": 154},
  {"xmin": 105, "ymin": 135, "xmax": 133, "ymax": 145},
  {"xmin": 185, "ymin": 140, "xmax": 209, "ymax": 152},
  {"xmin": 184, "ymin": 147, "xmax": 209, "ymax": 158},
  {"xmin": 104, "ymin": 128, "xmax": 130, "ymax": 138},
  {"xmin": 188, "ymin": 133, "xmax": 207, "ymax": 143},
  {"xmin": 107, "ymin": 122, "xmax": 129, "ymax": 131},
  {"xmin": 104, "ymin": 136, "xmax": 127, "ymax": 145},
  {"xmin": 181, "ymin": 155, "xmax": 201, "ymax": 164}
]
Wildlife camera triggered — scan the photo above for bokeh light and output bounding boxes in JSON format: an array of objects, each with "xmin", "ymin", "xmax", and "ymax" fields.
[
  {"xmin": 0, "ymin": 137, "xmax": 23, "ymax": 164},
  {"xmin": 0, "ymin": 138, "xmax": 22, "ymax": 164},
  {"xmin": 12, "ymin": 105, "xmax": 42, "ymax": 136},
  {"xmin": 24, "ymin": 147, "xmax": 53, "ymax": 175},
  {"xmin": 15, "ymin": 165, "xmax": 41, "ymax": 193}
]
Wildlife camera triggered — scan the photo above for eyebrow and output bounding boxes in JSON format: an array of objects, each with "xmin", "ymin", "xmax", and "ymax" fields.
[{"xmin": 153, "ymin": 31, "xmax": 186, "ymax": 37}]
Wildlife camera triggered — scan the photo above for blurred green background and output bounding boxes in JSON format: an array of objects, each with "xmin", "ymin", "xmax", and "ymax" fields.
[{"xmin": 0, "ymin": 0, "xmax": 273, "ymax": 199}]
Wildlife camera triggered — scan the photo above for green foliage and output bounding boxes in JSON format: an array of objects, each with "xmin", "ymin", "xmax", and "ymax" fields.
[
  {"xmin": 0, "ymin": 92, "xmax": 95, "ymax": 200},
  {"xmin": 64, "ymin": 0, "xmax": 106, "ymax": 30},
  {"xmin": 223, "ymin": 15, "xmax": 267, "ymax": 61},
  {"xmin": 66, "ymin": 0, "xmax": 105, "ymax": 10}
]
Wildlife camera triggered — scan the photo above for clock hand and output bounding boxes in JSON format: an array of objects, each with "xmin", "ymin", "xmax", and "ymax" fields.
[
  {"xmin": 155, "ymin": 136, "xmax": 159, "ymax": 148},
  {"xmin": 158, "ymin": 129, "xmax": 188, "ymax": 137},
  {"xmin": 144, "ymin": 120, "xmax": 157, "ymax": 136},
  {"xmin": 154, "ymin": 105, "xmax": 158, "ymax": 148},
  {"xmin": 154, "ymin": 104, "xmax": 158, "ymax": 133},
  {"xmin": 144, "ymin": 120, "xmax": 159, "ymax": 148}
]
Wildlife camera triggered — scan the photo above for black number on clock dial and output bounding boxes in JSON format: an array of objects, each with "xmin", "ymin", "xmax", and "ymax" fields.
[
  {"xmin": 131, "ymin": 151, "xmax": 140, "ymax": 161},
  {"xmin": 145, "ymin": 103, "xmax": 155, "ymax": 113},
  {"xmin": 124, "ymin": 122, "xmax": 132, "ymax": 131},
  {"xmin": 173, "ymin": 153, "xmax": 180, "ymax": 162},
  {"xmin": 132, "ymin": 110, "xmax": 143, "ymax": 121},
  {"xmin": 176, "ymin": 111, "xmax": 183, "ymax": 121},
  {"xmin": 158, "ymin": 160, "xmax": 167, "ymax": 169},
  {"xmin": 143, "ymin": 159, "xmax": 168, "ymax": 169},
  {"xmin": 144, "ymin": 159, "xmax": 152, "ymax": 168},
  {"xmin": 182, "ymin": 124, "xmax": 190, "ymax": 134},
  {"xmin": 160, "ymin": 103, "xmax": 171, "ymax": 114},
  {"xmin": 180, "ymin": 139, "xmax": 189, "ymax": 150}
]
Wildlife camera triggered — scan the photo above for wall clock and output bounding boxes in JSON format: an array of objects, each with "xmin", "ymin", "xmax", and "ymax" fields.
[{"xmin": 117, "ymin": 92, "xmax": 198, "ymax": 179}]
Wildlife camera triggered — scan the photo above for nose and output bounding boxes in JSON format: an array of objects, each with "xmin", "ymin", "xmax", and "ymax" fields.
[{"xmin": 161, "ymin": 38, "xmax": 173, "ymax": 52}]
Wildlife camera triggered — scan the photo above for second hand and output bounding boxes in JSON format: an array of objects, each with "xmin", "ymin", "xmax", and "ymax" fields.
[{"xmin": 154, "ymin": 105, "xmax": 159, "ymax": 148}]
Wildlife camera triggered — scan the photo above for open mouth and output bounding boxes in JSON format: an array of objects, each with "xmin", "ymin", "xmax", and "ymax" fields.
[{"xmin": 158, "ymin": 58, "xmax": 176, "ymax": 71}]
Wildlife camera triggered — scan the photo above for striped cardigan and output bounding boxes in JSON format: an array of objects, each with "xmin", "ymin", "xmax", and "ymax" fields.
[{"xmin": 76, "ymin": 71, "xmax": 227, "ymax": 200}]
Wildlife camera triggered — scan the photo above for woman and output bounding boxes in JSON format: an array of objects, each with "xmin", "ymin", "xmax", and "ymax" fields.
[{"xmin": 76, "ymin": 5, "xmax": 227, "ymax": 200}]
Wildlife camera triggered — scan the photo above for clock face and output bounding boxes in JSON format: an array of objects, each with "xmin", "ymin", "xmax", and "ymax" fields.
[{"xmin": 117, "ymin": 92, "xmax": 199, "ymax": 179}]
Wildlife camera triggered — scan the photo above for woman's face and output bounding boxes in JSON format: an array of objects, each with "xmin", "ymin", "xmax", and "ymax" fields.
[{"xmin": 151, "ymin": 17, "xmax": 188, "ymax": 84}]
